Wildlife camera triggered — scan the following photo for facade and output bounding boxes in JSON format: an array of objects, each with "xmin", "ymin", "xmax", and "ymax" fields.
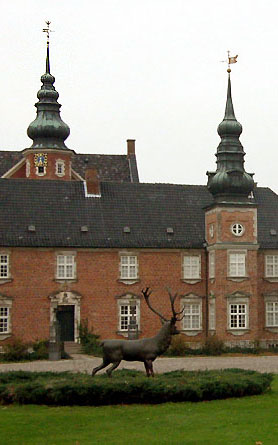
[{"xmin": 1, "ymin": 45, "xmax": 278, "ymax": 350}]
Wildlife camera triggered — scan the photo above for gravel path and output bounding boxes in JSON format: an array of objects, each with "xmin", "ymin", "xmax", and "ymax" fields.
[{"xmin": 1, "ymin": 354, "xmax": 278, "ymax": 374}]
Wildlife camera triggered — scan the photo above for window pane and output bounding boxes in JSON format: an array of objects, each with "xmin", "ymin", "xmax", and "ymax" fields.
[
  {"xmin": 120, "ymin": 256, "xmax": 138, "ymax": 279},
  {"xmin": 0, "ymin": 307, "xmax": 9, "ymax": 333},
  {"xmin": 183, "ymin": 303, "xmax": 201, "ymax": 330},
  {"xmin": 184, "ymin": 256, "xmax": 200, "ymax": 279},
  {"xmin": 57, "ymin": 255, "xmax": 75, "ymax": 279},
  {"xmin": 120, "ymin": 302, "xmax": 139, "ymax": 331},
  {"xmin": 229, "ymin": 304, "xmax": 247, "ymax": 329}
]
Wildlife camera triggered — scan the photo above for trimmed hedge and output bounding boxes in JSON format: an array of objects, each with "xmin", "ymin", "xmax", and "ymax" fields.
[{"xmin": 0, "ymin": 369, "xmax": 273, "ymax": 406}]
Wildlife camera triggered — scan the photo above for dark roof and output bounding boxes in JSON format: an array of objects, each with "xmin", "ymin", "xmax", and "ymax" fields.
[
  {"xmin": 0, "ymin": 180, "xmax": 276, "ymax": 249},
  {"xmin": 0, "ymin": 151, "xmax": 23, "ymax": 176},
  {"xmin": 72, "ymin": 153, "xmax": 139, "ymax": 182},
  {"xmin": 0, "ymin": 151, "xmax": 138, "ymax": 183},
  {"xmin": 254, "ymin": 187, "xmax": 278, "ymax": 248},
  {"xmin": 0, "ymin": 179, "xmax": 211, "ymax": 248}
]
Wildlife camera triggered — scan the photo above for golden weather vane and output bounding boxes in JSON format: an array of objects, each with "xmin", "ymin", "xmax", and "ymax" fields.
[{"xmin": 221, "ymin": 51, "xmax": 238, "ymax": 73}]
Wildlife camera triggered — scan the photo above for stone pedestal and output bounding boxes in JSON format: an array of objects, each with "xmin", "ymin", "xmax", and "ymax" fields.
[{"xmin": 49, "ymin": 319, "xmax": 62, "ymax": 361}]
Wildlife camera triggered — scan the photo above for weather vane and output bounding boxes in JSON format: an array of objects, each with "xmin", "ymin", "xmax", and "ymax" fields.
[
  {"xmin": 42, "ymin": 20, "xmax": 54, "ymax": 47},
  {"xmin": 221, "ymin": 51, "xmax": 238, "ymax": 73}
]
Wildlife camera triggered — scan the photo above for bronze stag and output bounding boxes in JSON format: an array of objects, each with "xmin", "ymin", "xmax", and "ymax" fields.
[{"xmin": 92, "ymin": 287, "xmax": 184, "ymax": 377}]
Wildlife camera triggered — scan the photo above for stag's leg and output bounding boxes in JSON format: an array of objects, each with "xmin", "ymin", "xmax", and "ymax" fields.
[
  {"xmin": 144, "ymin": 360, "xmax": 154, "ymax": 377},
  {"xmin": 92, "ymin": 357, "xmax": 111, "ymax": 376},
  {"xmin": 144, "ymin": 360, "xmax": 151, "ymax": 377},
  {"xmin": 106, "ymin": 360, "xmax": 121, "ymax": 377},
  {"xmin": 147, "ymin": 359, "xmax": 154, "ymax": 377}
]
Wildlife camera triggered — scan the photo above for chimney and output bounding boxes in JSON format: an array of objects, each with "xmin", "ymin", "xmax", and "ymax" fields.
[
  {"xmin": 127, "ymin": 139, "xmax": 135, "ymax": 156},
  {"xmin": 85, "ymin": 168, "xmax": 101, "ymax": 196}
]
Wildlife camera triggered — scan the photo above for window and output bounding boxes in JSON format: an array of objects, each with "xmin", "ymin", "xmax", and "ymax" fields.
[
  {"xmin": 26, "ymin": 160, "xmax": 30, "ymax": 177},
  {"xmin": 266, "ymin": 302, "xmax": 278, "ymax": 327},
  {"xmin": 231, "ymin": 223, "xmax": 244, "ymax": 237},
  {"xmin": 0, "ymin": 255, "xmax": 9, "ymax": 278},
  {"xmin": 265, "ymin": 255, "xmax": 278, "ymax": 278},
  {"xmin": 183, "ymin": 303, "xmax": 201, "ymax": 330},
  {"xmin": 0, "ymin": 307, "xmax": 9, "ymax": 333},
  {"xmin": 56, "ymin": 255, "xmax": 75, "ymax": 279},
  {"xmin": 56, "ymin": 160, "xmax": 65, "ymax": 177},
  {"xmin": 209, "ymin": 299, "xmax": 216, "ymax": 330},
  {"xmin": 229, "ymin": 304, "xmax": 247, "ymax": 329},
  {"xmin": 120, "ymin": 255, "xmax": 138, "ymax": 280},
  {"xmin": 183, "ymin": 256, "xmax": 201, "ymax": 279},
  {"xmin": 118, "ymin": 297, "xmax": 140, "ymax": 332},
  {"xmin": 228, "ymin": 252, "xmax": 246, "ymax": 277},
  {"xmin": 209, "ymin": 251, "xmax": 215, "ymax": 279}
]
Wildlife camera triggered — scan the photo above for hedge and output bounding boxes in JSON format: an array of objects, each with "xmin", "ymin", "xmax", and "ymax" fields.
[{"xmin": 0, "ymin": 369, "xmax": 272, "ymax": 406}]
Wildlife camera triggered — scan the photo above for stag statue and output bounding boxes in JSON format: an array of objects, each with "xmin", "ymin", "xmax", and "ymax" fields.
[{"xmin": 92, "ymin": 287, "xmax": 184, "ymax": 377}]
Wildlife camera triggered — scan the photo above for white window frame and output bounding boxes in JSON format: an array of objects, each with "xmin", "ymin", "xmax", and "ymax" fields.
[
  {"xmin": 55, "ymin": 159, "xmax": 65, "ymax": 177},
  {"xmin": 0, "ymin": 307, "xmax": 10, "ymax": 334},
  {"xmin": 208, "ymin": 298, "xmax": 216, "ymax": 330},
  {"xmin": 231, "ymin": 223, "xmax": 245, "ymax": 237},
  {"xmin": 181, "ymin": 295, "xmax": 202, "ymax": 335},
  {"xmin": 265, "ymin": 255, "xmax": 278, "ymax": 278},
  {"xmin": 229, "ymin": 303, "xmax": 247, "ymax": 329},
  {"xmin": 35, "ymin": 165, "xmax": 46, "ymax": 177},
  {"xmin": 56, "ymin": 254, "xmax": 76, "ymax": 280},
  {"xmin": 117, "ymin": 296, "xmax": 140, "ymax": 333},
  {"xmin": 183, "ymin": 303, "xmax": 201, "ymax": 330},
  {"xmin": 26, "ymin": 160, "xmax": 30, "ymax": 177},
  {"xmin": 0, "ymin": 254, "xmax": 9, "ymax": 279},
  {"xmin": 183, "ymin": 255, "xmax": 201, "ymax": 280},
  {"xmin": 209, "ymin": 251, "xmax": 215, "ymax": 279},
  {"xmin": 266, "ymin": 301, "xmax": 278, "ymax": 327},
  {"xmin": 0, "ymin": 295, "xmax": 12, "ymax": 339},
  {"xmin": 228, "ymin": 251, "xmax": 246, "ymax": 277},
  {"xmin": 120, "ymin": 255, "xmax": 138, "ymax": 280}
]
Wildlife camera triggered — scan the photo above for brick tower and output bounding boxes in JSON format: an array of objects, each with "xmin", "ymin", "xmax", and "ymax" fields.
[
  {"xmin": 205, "ymin": 69, "xmax": 259, "ymax": 347},
  {"xmin": 22, "ymin": 22, "xmax": 74, "ymax": 180}
]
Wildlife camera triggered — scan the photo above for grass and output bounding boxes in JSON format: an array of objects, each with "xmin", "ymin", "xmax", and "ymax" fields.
[{"xmin": 0, "ymin": 374, "xmax": 277, "ymax": 444}]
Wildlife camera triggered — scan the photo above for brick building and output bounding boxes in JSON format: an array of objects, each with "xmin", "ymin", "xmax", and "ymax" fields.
[{"xmin": 1, "ymin": 43, "xmax": 278, "ymax": 350}]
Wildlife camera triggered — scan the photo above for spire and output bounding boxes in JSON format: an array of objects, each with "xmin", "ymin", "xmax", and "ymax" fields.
[
  {"xmin": 207, "ymin": 69, "xmax": 254, "ymax": 203},
  {"xmin": 27, "ymin": 21, "xmax": 70, "ymax": 150}
]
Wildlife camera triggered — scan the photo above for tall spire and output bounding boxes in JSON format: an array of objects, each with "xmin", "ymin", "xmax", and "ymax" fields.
[
  {"xmin": 27, "ymin": 21, "xmax": 70, "ymax": 150},
  {"xmin": 207, "ymin": 69, "xmax": 254, "ymax": 203}
]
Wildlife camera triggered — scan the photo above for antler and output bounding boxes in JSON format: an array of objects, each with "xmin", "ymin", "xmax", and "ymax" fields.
[
  {"xmin": 166, "ymin": 287, "xmax": 185, "ymax": 321},
  {"xmin": 142, "ymin": 287, "xmax": 168, "ymax": 321}
]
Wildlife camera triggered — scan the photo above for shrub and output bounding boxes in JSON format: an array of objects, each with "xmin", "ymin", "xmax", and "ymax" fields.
[
  {"xmin": 202, "ymin": 336, "xmax": 224, "ymax": 356},
  {"xmin": 2, "ymin": 339, "xmax": 30, "ymax": 362},
  {"xmin": 0, "ymin": 369, "xmax": 272, "ymax": 406},
  {"xmin": 79, "ymin": 320, "xmax": 102, "ymax": 356},
  {"xmin": 30, "ymin": 340, "xmax": 49, "ymax": 360}
]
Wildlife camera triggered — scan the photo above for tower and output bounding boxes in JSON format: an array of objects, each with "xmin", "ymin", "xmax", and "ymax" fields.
[
  {"xmin": 205, "ymin": 68, "xmax": 259, "ymax": 346},
  {"xmin": 23, "ymin": 22, "xmax": 74, "ymax": 180}
]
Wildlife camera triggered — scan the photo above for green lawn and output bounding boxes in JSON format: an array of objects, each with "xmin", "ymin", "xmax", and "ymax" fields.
[{"xmin": 1, "ymin": 375, "xmax": 278, "ymax": 445}]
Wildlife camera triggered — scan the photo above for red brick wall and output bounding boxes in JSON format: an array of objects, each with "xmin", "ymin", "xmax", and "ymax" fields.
[
  {"xmin": 24, "ymin": 152, "xmax": 72, "ymax": 180},
  {"xmin": 0, "ymin": 248, "xmax": 207, "ymax": 343},
  {"xmin": 1, "ymin": 245, "xmax": 278, "ymax": 347}
]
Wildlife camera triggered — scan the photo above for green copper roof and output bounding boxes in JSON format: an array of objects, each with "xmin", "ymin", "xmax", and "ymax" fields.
[
  {"xmin": 207, "ymin": 72, "xmax": 254, "ymax": 203},
  {"xmin": 27, "ymin": 39, "xmax": 70, "ymax": 150}
]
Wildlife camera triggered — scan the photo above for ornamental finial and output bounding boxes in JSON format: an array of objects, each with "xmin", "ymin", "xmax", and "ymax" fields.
[{"xmin": 42, "ymin": 21, "xmax": 54, "ymax": 74}]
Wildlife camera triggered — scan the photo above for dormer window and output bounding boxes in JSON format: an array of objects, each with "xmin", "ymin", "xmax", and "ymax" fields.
[{"xmin": 56, "ymin": 159, "xmax": 65, "ymax": 177}]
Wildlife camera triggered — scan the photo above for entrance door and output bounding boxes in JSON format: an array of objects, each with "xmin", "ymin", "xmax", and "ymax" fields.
[{"xmin": 57, "ymin": 305, "xmax": 75, "ymax": 341}]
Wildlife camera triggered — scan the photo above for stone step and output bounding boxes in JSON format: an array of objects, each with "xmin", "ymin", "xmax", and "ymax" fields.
[{"xmin": 64, "ymin": 341, "xmax": 83, "ymax": 354}]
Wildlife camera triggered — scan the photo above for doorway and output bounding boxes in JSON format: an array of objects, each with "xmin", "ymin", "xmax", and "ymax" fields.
[{"xmin": 56, "ymin": 305, "xmax": 75, "ymax": 341}]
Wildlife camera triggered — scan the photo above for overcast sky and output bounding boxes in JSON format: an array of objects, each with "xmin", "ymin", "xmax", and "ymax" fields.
[{"xmin": 1, "ymin": 0, "xmax": 278, "ymax": 192}]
